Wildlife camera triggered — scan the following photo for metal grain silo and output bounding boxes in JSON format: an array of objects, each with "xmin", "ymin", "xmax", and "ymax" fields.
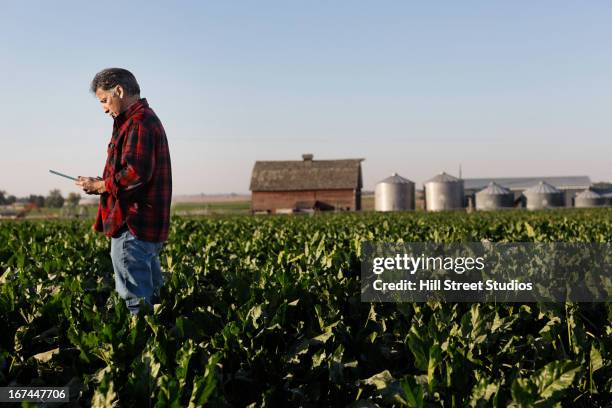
[
  {"xmin": 424, "ymin": 172, "xmax": 464, "ymax": 212},
  {"xmin": 475, "ymin": 182, "xmax": 514, "ymax": 210},
  {"xmin": 523, "ymin": 181, "xmax": 564, "ymax": 209},
  {"xmin": 375, "ymin": 173, "xmax": 415, "ymax": 211},
  {"xmin": 574, "ymin": 189, "xmax": 605, "ymax": 208}
]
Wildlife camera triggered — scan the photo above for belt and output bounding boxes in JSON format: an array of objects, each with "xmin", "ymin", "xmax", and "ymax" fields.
[{"xmin": 113, "ymin": 224, "xmax": 129, "ymax": 238}]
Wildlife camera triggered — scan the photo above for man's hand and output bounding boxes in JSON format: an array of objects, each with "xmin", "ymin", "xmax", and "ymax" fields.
[{"xmin": 76, "ymin": 176, "xmax": 106, "ymax": 195}]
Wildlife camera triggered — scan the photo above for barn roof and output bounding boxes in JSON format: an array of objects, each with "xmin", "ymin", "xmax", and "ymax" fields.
[
  {"xmin": 250, "ymin": 155, "xmax": 364, "ymax": 191},
  {"xmin": 464, "ymin": 176, "xmax": 591, "ymax": 191}
]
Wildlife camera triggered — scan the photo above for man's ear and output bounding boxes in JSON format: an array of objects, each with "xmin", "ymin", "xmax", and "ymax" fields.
[{"xmin": 116, "ymin": 85, "xmax": 124, "ymax": 99}]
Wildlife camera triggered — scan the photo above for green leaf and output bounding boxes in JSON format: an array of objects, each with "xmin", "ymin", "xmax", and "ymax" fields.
[
  {"xmin": 532, "ymin": 360, "xmax": 580, "ymax": 399},
  {"xmin": 361, "ymin": 370, "xmax": 408, "ymax": 405},
  {"xmin": 524, "ymin": 222, "xmax": 536, "ymax": 238},
  {"xmin": 407, "ymin": 328, "xmax": 428, "ymax": 371},
  {"xmin": 247, "ymin": 304, "xmax": 263, "ymax": 329},
  {"xmin": 175, "ymin": 340, "xmax": 195, "ymax": 388},
  {"xmin": 312, "ymin": 349, "xmax": 326, "ymax": 367},
  {"xmin": 511, "ymin": 377, "xmax": 536, "ymax": 407},
  {"xmin": 513, "ymin": 360, "xmax": 580, "ymax": 405},
  {"xmin": 400, "ymin": 376, "xmax": 424, "ymax": 408},
  {"xmin": 590, "ymin": 345, "xmax": 603, "ymax": 373},
  {"xmin": 427, "ymin": 343, "xmax": 442, "ymax": 392},
  {"xmin": 328, "ymin": 344, "xmax": 345, "ymax": 384},
  {"xmin": 188, "ymin": 353, "xmax": 221, "ymax": 407},
  {"xmin": 363, "ymin": 370, "xmax": 394, "ymax": 391},
  {"xmin": 469, "ymin": 376, "xmax": 499, "ymax": 407},
  {"xmin": 126, "ymin": 349, "xmax": 161, "ymax": 402},
  {"xmin": 91, "ymin": 368, "xmax": 118, "ymax": 408}
]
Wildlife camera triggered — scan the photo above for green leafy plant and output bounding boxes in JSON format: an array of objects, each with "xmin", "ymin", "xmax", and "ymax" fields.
[{"xmin": 0, "ymin": 210, "xmax": 610, "ymax": 406}]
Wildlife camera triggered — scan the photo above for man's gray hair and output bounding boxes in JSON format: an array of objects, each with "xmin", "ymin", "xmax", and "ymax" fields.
[{"xmin": 90, "ymin": 68, "xmax": 140, "ymax": 96}]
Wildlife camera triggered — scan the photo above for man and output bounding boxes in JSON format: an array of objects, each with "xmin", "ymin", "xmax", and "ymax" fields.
[{"xmin": 76, "ymin": 68, "xmax": 172, "ymax": 315}]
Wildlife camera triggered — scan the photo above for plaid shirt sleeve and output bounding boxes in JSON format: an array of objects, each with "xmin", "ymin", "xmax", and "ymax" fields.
[{"xmin": 104, "ymin": 123, "xmax": 156, "ymax": 198}]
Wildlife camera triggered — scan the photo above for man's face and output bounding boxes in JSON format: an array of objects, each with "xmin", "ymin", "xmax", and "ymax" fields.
[{"xmin": 95, "ymin": 87, "xmax": 123, "ymax": 119}]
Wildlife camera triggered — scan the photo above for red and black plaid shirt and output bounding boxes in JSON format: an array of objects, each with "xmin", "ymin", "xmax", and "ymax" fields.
[{"xmin": 94, "ymin": 98, "xmax": 172, "ymax": 242}]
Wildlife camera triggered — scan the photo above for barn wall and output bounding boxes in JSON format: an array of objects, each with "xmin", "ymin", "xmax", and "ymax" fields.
[{"xmin": 251, "ymin": 189, "xmax": 359, "ymax": 212}]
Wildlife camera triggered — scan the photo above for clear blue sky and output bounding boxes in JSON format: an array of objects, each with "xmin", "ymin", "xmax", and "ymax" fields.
[{"xmin": 1, "ymin": 1, "xmax": 611, "ymax": 197}]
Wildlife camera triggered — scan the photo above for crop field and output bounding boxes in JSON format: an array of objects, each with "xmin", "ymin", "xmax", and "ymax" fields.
[
  {"xmin": 171, "ymin": 201, "xmax": 252, "ymax": 216},
  {"xmin": 0, "ymin": 210, "xmax": 611, "ymax": 406}
]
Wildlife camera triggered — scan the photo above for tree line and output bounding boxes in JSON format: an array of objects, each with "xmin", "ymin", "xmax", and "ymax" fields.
[{"xmin": 0, "ymin": 189, "xmax": 82, "ymax": 208}]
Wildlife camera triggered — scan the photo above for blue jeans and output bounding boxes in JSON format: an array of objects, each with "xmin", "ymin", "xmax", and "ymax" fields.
[{"xmin": 110, "ymin": 228, "xmax": 164, "ymax": 315}]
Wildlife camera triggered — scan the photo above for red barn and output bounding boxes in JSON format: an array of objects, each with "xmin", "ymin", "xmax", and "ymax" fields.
[{"xmin": 249, "ymin": 154, "xmax": 364, "ymax": 213}]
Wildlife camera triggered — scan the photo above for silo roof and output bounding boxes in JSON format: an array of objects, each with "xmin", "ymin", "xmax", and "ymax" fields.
[
  {"xmin": 379, "ymin": 173, "xmax": 415, "ymax": 185},
  {"xmin": 524, "ymin": 181, "xmax": 561, "ymax": 194},
  {"xmin": 575, "ymin": 189, "xmax": 602, "ymax": 199},
  {"xmin": 463, "ymin": 176, "xmax": 590, "ymax": 191},
  {"xmin": 476, "ymin": 182, "xmax": 512, "ymax": 195},
  {"xmin": 426, "ymin": 172, "xmax": 461, "ymax": 183}
]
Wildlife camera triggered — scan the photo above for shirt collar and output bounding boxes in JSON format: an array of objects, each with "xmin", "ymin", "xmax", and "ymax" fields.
[{"xmin": 114, "ymin": 98, "xmax": 148, "ymax": 126}]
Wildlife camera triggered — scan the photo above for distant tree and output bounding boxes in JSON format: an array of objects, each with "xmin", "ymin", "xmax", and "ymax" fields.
[
  {"xmin": 46, "ymin": 190, "xmax": 65, "ymax": 208},
  {"xmin": 67, "ymin": 192, "xmax": 81, "ymax": 207},
  {"xmin": 0, "ymin": 190, "xmax": 6, "ymax": 205},
  {"xmin": 6, "ymin": 195, "xmax": 16, "ymax": 205},
  {"xmin": 28, "ymin": 195, "xmax": 45, "ymax": 208}
]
